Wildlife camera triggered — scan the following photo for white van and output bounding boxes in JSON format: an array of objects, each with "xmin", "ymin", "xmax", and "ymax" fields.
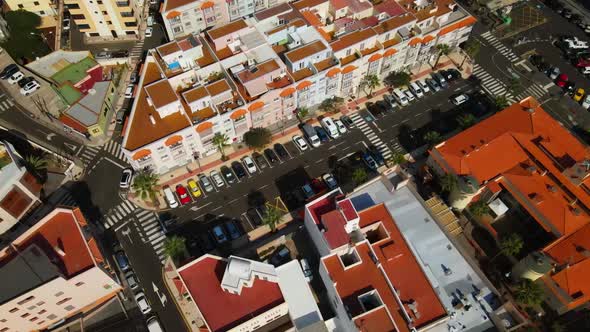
[
  {"xmin": 409, "ymin": 82, "xmax": 424, "ymax": 98},
  {"xmin": 163, "ymin": 187, "xmax": 179, "ymax": 208},
  {"xmin": 146, "ymin": 316, "xmax": 164, "ymax": 332},
  {"xmin": 321, "ymin": 117, "xmax": 340, "ymax": 139},
  {"xmin": 392, "ymin": 88, "xmax": 409, "ymax": 106},
  {"xmin": 147, "ymin": 16, "xmax": 155, "ymax": 27}
]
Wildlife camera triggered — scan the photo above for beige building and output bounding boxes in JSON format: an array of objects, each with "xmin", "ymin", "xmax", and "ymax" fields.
[
  {"xmin": 4, "ymin": 0, "xmax": 58, "ymax": 27},
  {"xmin": 0, "ymin": 207, "xmax": 122, "ymax": 331},
  {"xmin": 64, "ymin": 0, "xmax": 143, "ymax": 38}
]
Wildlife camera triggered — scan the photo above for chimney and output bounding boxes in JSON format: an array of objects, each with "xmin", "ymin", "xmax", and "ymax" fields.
[
  {"xmin": 54, "ymin": 245, "xmax": 66, "ymax": 257},
  {"xmin": 547, "ymin": 184, "xmax": 557, "ymax": 193},
  {"xmin": 529, "ymin": 193, "xmax": 543, "ymax": 205},
  {"xmin": 408, "ymin": 299, "xmax": 421, "ymax": 319},
  {"xmin": 149, "ymin": 114, "xmax": 156, "ymax": 125},
  {"xmin": 524, "ymin": 107, "xmax": 535, "ymax": 113}
]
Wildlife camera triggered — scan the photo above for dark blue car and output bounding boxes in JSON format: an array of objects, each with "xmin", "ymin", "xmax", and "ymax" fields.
[
  {"xmin": 368, "ymin": 148, "xmax": 385, "ymax": 166},
  {"xmin": 314, "ymin": 126, "xmax": 329, "ymax": 142}
]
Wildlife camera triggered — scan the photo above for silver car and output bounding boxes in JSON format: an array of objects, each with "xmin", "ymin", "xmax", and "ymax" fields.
[
  {"xmin": 198, "ymin": 174, "xmax": 214, "ymax": 192},
  {"xmin": 210, "ymin": 170, "xmax": 225, "ymax": 188}
]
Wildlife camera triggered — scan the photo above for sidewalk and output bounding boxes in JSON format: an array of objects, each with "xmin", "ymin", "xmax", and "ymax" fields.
[{"xmin": 130, "ymin": 51, "xmax": 472, "ymax": 210}]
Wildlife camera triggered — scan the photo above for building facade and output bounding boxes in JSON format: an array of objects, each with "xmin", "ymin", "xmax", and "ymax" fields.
[
  {"xmin": 64, "ymin": 0, "xmax": 143, "ymax": 38},
  {"xmin": 4, "ymin": 0, "xmax": 57, "ymax": 18},
  {"xmin": 0, "ymin": 141, "xmax": 41, "ymax": 234},
  {"xmin": 123, "ymin": 0, "xmax": 475, "ymax": 174},
  {"xmin": 0, "ymin": 208, "xmax": 122, "ymax": 331}
]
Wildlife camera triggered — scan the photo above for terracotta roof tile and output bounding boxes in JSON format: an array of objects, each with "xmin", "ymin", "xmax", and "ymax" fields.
[
  {"xmin": 207, "ymin": 19, "xmax": 248, "ymax": 40},
  {"xmin": 236, "ymin": 59, "xmax": 280, "ymax": 83},
  {"xmin": 438, "ymin": 16, "xmax": 477, "ymax": 36},
  {"xmin": 206, "ymin": 79, "xmax": 231, "ymax": 96},
  {"xmin": 292, "ymin": 0, "xmax": 327, "ymax": 10},
  {"xmin": 183, "ymin": 86, "xmax": 208, "ymax": 104},
  {"xmin": 330, "ymin": 29, "xmax": 377, "ymax": 52},
  {"xmin": 285, "ymin": 40, "xmax": 327, "ymax": 63}
]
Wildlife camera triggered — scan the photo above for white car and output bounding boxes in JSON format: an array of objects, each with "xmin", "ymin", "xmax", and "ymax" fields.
[
  {"xmin": 322, "ymin": 173, "xmax": 338, "ymax": 190},
  {"xmin": 242, "ymin": 156, "xmax": 257, "ymax": 174},
  {"xmin": 135, "ymin": 292, "xmax": 152, "ymax": 315},
  {"xmin": 564, "ymin": 36, "xmax": 589, "ymax": 49},
  {"xmin": 125, "ymin": 271, "xmax": 139, "ymax": 290},
  {"xmin": 300, "ymin": 259, "xmax": 313, "ymax": 282},
  {"xmin": 63, "ymin": 18, "xmax": 71, "ymax": 31},
  {"xmin": 119, "ymin": 168, "xmax": 134, "ymax": 189},
  {"xmin": 334, "ymin": 119, "xmax": 347, "ymax": 134},
  {"xmin": 451, "ymin": 94, "xmax": 469, "ymax": 106},
  {"xmin": 210, "ymin": 170, "xmax": 225, "ymax": 188},
  {"xmin": 403, "ymin": 89, "xmax": 415, "ymax": 102},
  {"xmin": 292, "ymin": 135, "xmax": 308, "ymax": 151},
  {"xmin": 20, "ymin": 79, "xmax": 41, "ymax": 96},
  {"xmin": 145, "ymin": 27, "xmax": 153, "ymax": 38},
  {"xmin": 583, "ymin": 95, "xmax": 590, "ymax": 109},
  {"xmin": 8, "ymin": 71, "xmax": 24, "ymax": 84},
  {"xmin": 124, "ymin": 84, "xmax": 134, "ymax": 98},
  {"xmin": 417, "ymin": 80, "xmax": 430, "ymax": 93}
]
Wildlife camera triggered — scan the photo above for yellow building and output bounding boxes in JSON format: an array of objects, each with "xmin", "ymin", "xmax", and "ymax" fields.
[
  {"xmin": 4, "ymin": 0, "xmax": 58, "ymax": 27},
  {"xmin": 64, "ymin": 0, "xmax": 143, "ymax": 38}
]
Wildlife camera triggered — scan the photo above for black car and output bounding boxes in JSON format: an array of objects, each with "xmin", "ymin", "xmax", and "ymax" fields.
[
  {"xmin": 0, "ymin": 64, "xmax": 18, "ymax": 80},
  {"xmin": 264, "ymin": 148, "xmax": 279, "ymax": 164},
  {"xmin": 565, "ymin": 81, "xmax": 576, "ymax": 94},
  {"xmin": 197, "ymin": 232, "xmax": 215, "ymax": 252},
  {"xmin": 366, "ymin": 101, "xmax": 386, "ymax": 117},
  {"xmin": 315, "ymin": 126, "xmax": 329, "ymax": 142},
  {"xmin": 231, "ymin": 161, "xmax": 247, "ymax": 179},
  {"xmin": 368, "ymin": 146, "xmax": 385, "ymax": 166},
  {"xmin": 447, "ymin": 68, "xmax": 461, "ymax": 81},
  {"xmin": 253, "ymin": 152, "xmax": 268, "ymax": 169},
  {"xmin": 220, "ymin": 165, "xmax": 237, "ymax": 184},
  {"xmin": 224, "ymin": 221, "xmax": 242, "ymax": 240},
  {"xmin": 274, "ymin": 143, "xmax": 289, "ymax": 159},
  {"xmin": 18, "ymin": 76, "xmax": 34, "ymax": 88},
  {"xmin": 376, "ymin": 100, "xmax": 392, "ymax": 112},
  {"xmin": 440, "ymin": 69, "xmax": 454, "ymax": 82},
  {"xmin": 340, "ymin": 115, "xmax": 354, "ymax": 128},
  {"xmin": 529, "ymin": 54, "xmax": 544, "ymax": 67}
]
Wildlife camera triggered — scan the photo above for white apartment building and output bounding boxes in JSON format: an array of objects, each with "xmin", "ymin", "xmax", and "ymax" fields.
[
  {"xmin": 122, "ymin": 0, "xmax": 476, "ymax": 174},
  {"xmin": 161, "ymin": 0, "xmax": 230, "ymax": 40},
  {"xmin": 65, "ymin": 0, "xmax": 143, "ymax": 38}
]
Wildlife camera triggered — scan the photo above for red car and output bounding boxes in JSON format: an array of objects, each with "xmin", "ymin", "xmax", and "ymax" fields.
[
  {"xmin": 556, "ymin": 73, "xmax": 568, "ymax": 88},
  {"xmin": 575, "ymin": 57, "xmax": 590, "ymax": 67},
  {"xmin": 175, "ymin": 185, "xmax": 192, "ymax": 205}
]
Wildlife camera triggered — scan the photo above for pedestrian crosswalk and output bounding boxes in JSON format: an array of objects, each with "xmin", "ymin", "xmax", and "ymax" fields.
[
  {"xmin": 130, "ymin": 40, "xmax": 145, "ymax": 59},
  {"xmin": 103, "ymin": 140, "xmax": 127, "ymax": 161},
  {"xmin": 104, "ymin": 200, "xmax": 137, "ymax": 229},
  {"xmin": 480, "ymin": 31, "xmax": 519, "ymax": 62},
  {"xmin": 350, "ymin": 113, "xmax": 393, "ymax": 160},
  {"xmin": 0, "ymin": 96, "xmax": 14, "ymax": 114},
  {"xmin": 134, "ymin": 210, "xmax": 167, "ymax": 264},
  {"xmin": 471, "ymin": 64, "xmax": 514, "ymax": 101},
  {"xmin": 78, "ymin": 145, "xmax": 101, "ymax": 166},
  {"xmin": 55, "ymin": 191, "xmax": 77, "ymax": 207},
  {"xmin": 515, "ymin": 84, "xmax": 548, "ymax": 102}
]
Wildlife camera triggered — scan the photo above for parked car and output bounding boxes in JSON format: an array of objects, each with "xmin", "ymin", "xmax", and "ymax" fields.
[
  {"xmin": 270, "ymin": 247, "xmax": 291, "ymax": 266},
  {"xmin": 547, "ymin": 67, "xmax": 560, "ymax": 80},
  {"xmin": 264, "ymin": 148, "xmax": 279, "ymax": 164},
  {"xmin": 383, "ymin": 94, "xmax": 398, "ymax": 109},
  {"xmin": 556, "ymin": 73, "xmax": 568, "ymax": 87},
  {"xmin": 300, "ymin": 258, "xmax": 313, "ymax": 282},
  {"xmin": 311, "ymin": 178, "xmax": 327, "ymax": 193},
  {"xmin": 315, "ymin": 126, "xmax": 330, "ymax": 142},
  {"xmin": 187, "ymin": 179, "xmax": 202, "ymax": 198},
  {"xmin": 119, "ymin": 168, "xmax": 134, "ymax": 189},
  {"xmin": 432, "ymin": 72, "xmax": 448, "ymax": 88},
  {"xmin": 130, "ymin": 71, "xmax": 138, "ymax": 83},
  {"xmin": 274, "ymin": 143, "xmax": 289, "ymax": 160},
  {"xmin": 565, "ymin": 81, "xmax": 576, "ymax": 94},
  {"xmin": 292, "ymin": 135, "xmax": 308, "ymax": 151},
  {"xmin": 0, "ymin": 64, "xmax": 18, "ymax": 80},
  {"xmin": 8, "ymin": 71, "xmax": 24, "ymax": 84},
  {"xmin": 210, "ymin": 170, "xmax": 225, "ymax": 188},
  {"xmin": 197, "ymin": 232, "xmax": 215, "ymax": 252},
  {"xmin": 221, "ymin": 165, "xmax": 237, "ymax": 184},
  {"xmin": 242, "ymin": 156, "xmax": 257, "ymax": 174},
  {"xmin": 18, "ymin": 76, "xmax": 34, "ymax": 88},
  {"xmin": 322, "ymin": 173, "xmax": 338, "ymax": 190},
  {"xmin": 426, "ymin": 78, "xmax": 441, "ymax": 92},
  {"xmin": 301, "ymin": 184, "xmax": 315, "ymax": 199},
  {"xmin": 231, "ymin": 161, "xmax": 247, "ymax": 179},
  {"xmin": 125, "ymin": 271, "xmax": 139, "ymax": 290},
  {"xmin": 368, "ymin": 147, "xmax": 385, "ymax": 166},
  {"xmin": 366, "ymin": 101, "xmax": 386, "ymax": 117},
  {"xmin": 583, "ymin": 95, "xmax": 590, "ymax": 109},
  {"xmin": 447, "ymin": 68, "xmax": 462, "ymax": 81},
  {"xmin": 334, "ymin": 119, "xmax": 347, "ymax": 133},
  {"xmin": 440, "ymin": 69, "xmax": 455, "ymax": 82},
  {"xmin": 145, "ymin": 27, "xmax": 153, "ymax": 37},
  {"xmin": 417, "ymin": 79, "xmax": 431, "ymax": 93},
  {"xmin": 450, "ymin": 94, "xmax": 469, "ymax": 106},
  {"xmin": 402, "ymin": 89, "xmax": 415, "ymax": 102},
  {"xmin": 135, "ymin": 292, "xmax": 152, "ymax": 315},
  {"xmin": 211, "ymin": 225, "xmax": 228, "ymax": 244},
  {"xmin": 20, "ymin": 79, "xmax": 41, "ymax": 96},
  {"xmin": 224, "ymin": 221, "xmax": 241, "ymax": 240},
  {"xmin": 198, "ymin": 174, "xmax": 214, "ymax": 192},
  {"xmin": 115, "ymin": 251, "xmax": 131, "ymax": 272},
  {"xmin": 340, "ymin": 115, "xmax": 354, "ymax": 128},
  {"xmin": 253, "ymin": 152, "xmax": 268, "ymax": 169},
  {"xmin": 175, "ymin": 185, "xmax": 191, "ymax": 205},
  {"xmin": 574, "ymin": 88, "xmax": 585, "ymax": 101},
  {"xmin": 362, "ymin": 152, "xmax": 378, "ymax": 170},
  {"xmin": 124, "ymin": 84, "xmax": 134, "ymax": 98}
]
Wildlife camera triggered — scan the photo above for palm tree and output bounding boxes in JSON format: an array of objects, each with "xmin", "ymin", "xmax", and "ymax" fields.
[
  {"xmin": 388, "ymin": 152, "xmax": 406, "ymax": 166},
  {"xmin": 24, "ymin": 154, "xmax": 48, "ymax": 172},
  {"xmin": 423, "ymin": 130, "xmax": 442, "ymax": 148},
  {"xmin": 439, "ymin": 173, "xmax": 458, "ymax": 193},
  {"xmin": 163, "ymin": 236, "xmax": 188, "ymax": 262},
  {"xmin": 360, "ymin": 74, "xmax": 380, "ymax": 97},
  {"xmin": 132, "ymin": 169, "xmax": 159, "ymax": 202},
  {"xmin": 262, "ymin": 205, "xmax": 282, "ymax": 232},
  {"xmin": 468, "ymin": 200, "xmax": 490, "ymax": 217},
  {"xmin": 496, "ymin": 233, "xmax": 524, "ymax": 259},
  {"xmin": 434, "ymin": 43, "xmax": 452, "ymax": 69},
  {"xmin": 460, "ymin": 39, "xmax": 480, "ymax": 68},
  {"xmin": 514, "ymin": 279, "xmax": 544, "ymax": 307},
  {"xmin": 212, "ymin": 133, "xmax": 230, "ymax": 161},
  {"xmin": 352, "ymin": 168, "xmax": 368, "ymax": 185},
  {"xmin": 494, "ymin": 95, "xmax": 509, "ymax": 110},
  {"xmin": 457, "ymin": 113, "xmax": 476, "ymax": 129},
  {"xmin": 297, "ymin": 107, "xmax": 309, "ymax": 121}
]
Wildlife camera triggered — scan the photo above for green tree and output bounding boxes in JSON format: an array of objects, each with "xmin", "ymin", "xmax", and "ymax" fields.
[
  {"xmin": 507, "ymin": 78, "xmax": 523, "ymax": 97},
  {"xmin": 423, "ymin": 130, "xmax": 442, "ymax": 148},
  {"xmin": 497, "ymin": 233, "xmax": 524, "ymax": 258},
  {"xmin": 388, "ymin": 152, "xmax": 406, "ymax": 166},
  {"xmin": 297, "ymin": 107, "xmax": 309, "ymax": 120},
  {"xmin": 243, "ymin": 127, "xmax": 272, "ymax": 151},
  {"xmin": 384, "ymin": 71, "xmax": 411, "ymax": 88},
  {"xmin": 514, "ymin": 279, "xmax": 544, "ymax": 307},
  {"xmin": 494, "ymin": 95, "xmax": 509, "ymax": 110},
  {"xmin": 1, "ymin": 10, "xmax": 50, "ymax": 61},
  {"xmin": 434, "ymin": 43, "xmax": 452, "ymax": 69},
  {"xmin": 212, "ymin": 132, "xmax": 230, "ymax": 161},
  {"xmin": 352, "ymin": 168, "xmax": 368, "ymax": 185},
  {"xmin": 163, "ymin": 236, "xmax": 188, "ymax": 262},
  {"xmin": 24, "ymin": 154, "xmax": 48, "ymax": 173},
  {"xmin": 468, "ymin": 200, "xmax": 490, "ymax": 217},
  {"xmin": 460, "ymin": 39, "xmax": 480, "ymax": 68},
  {"xmin": 132, "ymin": 169, "xmax": 159, "ymax": 201},
  {"xmin": 262, "ymin": 205, "xmax": 282, "ymax": 232},
  {"xmin": 457, "ymin": 113, "xmax": 476, "ymax": 129},
  {"xmin": 318, "ymin": 97, "xmax": 344, "ymax": 113},
  {"xmin": 360, "ymin": 74, "xmax": 380, "ymax": 97},
  {"xmin": 439, "ymin": 173, "xmax": 458, "ymax": 193}
]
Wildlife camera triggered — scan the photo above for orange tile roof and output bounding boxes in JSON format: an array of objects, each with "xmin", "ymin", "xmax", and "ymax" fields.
[
  {"xmin": 301, "ymin": 10, "xmax": 322, "ymax": 26},
  {"xmin": 342, "ymin": 65, "xmax": 357, "ymax": 74},
  {"xmin": 163, "ymin": 0, "xmax": 196, "ymax": 12},
  {"xmin": 313, "ymin": 57, "xmax": 336, "ymax": 72},
  {"xmin": 422, "ymin": 35, "xmax": 435, "ymax": 43},
  {"xmin": 280, "ymin": 87, "xmax": 296, "ymax": 97},
  {"xmin": 438, "ymin": 16, "xmax": 477, "ymax": 36},
  {"xmin": 546, "ymin": 261, "xmax": 590, "ymax": 310},
  {"xmin": 408, "ymin": 37, "xmax": 422, "ymax": 46},
  {"xmin": 431, "ymin": 97, "xmax": 590, "ymax": 237},
  {"xmin": 236, "ymin": 59, "xmax": 280, "ymax": 83},
  {"xmin": 183, "ymin": 86, "xmax": 208, "ymax": 104},
  {"xmin": 368, "ymin": 53, "xmax": 382, "ymax": 62},
  {"xmin": 157, "ymin": 41, "xmax": 181, "ymax": 56},
  {"xmin": 316, "ymin": 27, "xmax": 332, "ymax": 42},
  {"xmin": 292, "ymin": 0, "xmax": 327, "ymax": 10},
  {"xmin": 229, "ymin": 108, "xmax": 247, "ymax": 120},
  {"xmin": 165, "ymin": 135, "xmax": 183, "ymax": 146},
  {"xmin": 132, "ymin": 149, "xmax": 152, "ymax": 160},
  {"xmin": 196, "ymin": 121, "xmax": 213, "ymax": 132},
  {"xmin": 206, "ymin": 79, "xmax": 231, "ymax": 96},
  {"xmin": 340, "ymin": 53, "xmax": 359, "ymax": 65},
  {"xmin": 165, "ymin": 10, "xmax": 181, "ymax": 18},
  {"xmin": 285, "ymin": 40, "xmax": 327, "ymax": 63},
  {"xmin": 330, "ymin": 29, "xmax": 377, "ymax": 52},
  {"xmin": 297, "ymin": 80, "xmax": 312, "ymax": 90},
  {"xmin": 145, "ymin": 80, "xmax": 179, "ymax": 108},
  {"xmin": 383, "ymin": 48, "xmax": 398, "ymax": 57},
  {"xmin": 248, "ymin": 101, "xmax": 265, "ymax": 112},
  {"xmin": 208, "ymin": 19, "xmax": 248, "ymax": 40},
  {"xmin": 290, "ymin": 67, "xmax": 314, "ymax": 82},
  {"xmin": 200, "ymin": 1, "xmax": 214, "ymax": 9},
  {"xmin": 326, "ymin": 67, "xmax": 341, "ymax": 77},
  {"xmin": 374, "ymin": 14, "xmax": 416, "ymax": 34}
]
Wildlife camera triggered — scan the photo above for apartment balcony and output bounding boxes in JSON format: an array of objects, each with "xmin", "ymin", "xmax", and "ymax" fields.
[
  {"xmin": 266, "ymin": 75, "xmax": 293, "ymax": 90},
  {"xmin": 382, "ymin": 35, "xmax": 402, "ymax": 49},
  {"xmin": 216, "ymin": 96, "xmax": 244, "ymax": 115},
  {"xmin": 116, "ymin": 0, "xmax": 130, "ymax": 7},
  {"xmin": 340, "ymin": 52, "xmax": 361, "ymax": 66}
]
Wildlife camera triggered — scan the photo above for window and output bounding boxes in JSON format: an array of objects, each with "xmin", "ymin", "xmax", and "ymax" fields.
[
  {"xmin": 47, "ymin": 314, "xmax": 57, "ymax": 320},
  {"xmin": 102, "ymin": 11, "xmax": 107, "ymax": 14},
  {"xmin": 27, "ymin": 306, "xmax": 36, "ymax": 310},
  {"xmin": 18, "ymin": 4, "xmax": 23, "ymax": 8},
  {"xmin": 67, "ymin": 3, "xmax": 80, "ymax": 9},
  {"xmin": 72, "ymin": 14, "xmax": 85, "ymax": 19},
  {"xmin": 78, "ymin": 24, "xmax": 90, "ymax": 29},
  {"xmin": 36, "ymin": 301, "xmax": 45, "ymax": 306},
  {"xmin": 20, "ymin": 313, "xmax": 30, "ymax": 318},
  {"xmin": 34, "ymin": 1, "xmax": 39, "ymax": 5},
  {"xmin": 75, "ymin": 281, "xmax": 85, "ymax": 287},
  {"xmin": 54, "ymin": 291, "xmax": 64, "ymax": 297},
  {"xmin": 37, "ymin": 309, "xmax": 46, "ymax": 315},
  {"xmin": 56, "ymin": 297, "xmax": 71, "ymax": 305},
  {"xmin": 17, "ymin": 296, "xmax": 35, "ymax": 305},
  {"xmin": 345, "ymin": 49, "xmax": 352, "ymax": 56},
  {"xmin": 29, "ymin": 317, "xmax": 38, "ymax": 322},
  {"xmin": 64, "ymin": 305, "xmax": 75, "ymax": 311},
  {"xmin": 39, "ymin": 10, "xmax": 45, "ymax": 14},
  {"xmin": 98, "ymin": 0, "xmax": 103, "ymax": 3},
  {"xmin": 124, "ymin": 21, "xmax": 138, "ymax": 27},
  {"xmin": 9, "ymin": 308, "xmax": 18, "ymax": 313}
]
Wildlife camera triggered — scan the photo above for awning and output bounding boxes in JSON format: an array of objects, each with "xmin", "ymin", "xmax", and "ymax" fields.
[
  {"xmin": 200, "ymin": 1, "xmax": 214, "ymax": 9},
  {"xmin": 230, "ymin": 108, "xmax": 247, "ymax": 120},
  {"xmin": 165, "ymin": 135, "xmax": 183, "ymax": 146},
  {"xmin": 165, "ymin": 10, "xmax": 181, "ymax": 19},
  {"xmin": 280, "ymin": 87, "xmax": 296, "ymax": 97},
  {"xmin": 368, "ymin": 53, "xmax": 382, "ymax": 62},
  {"xmin": 132, "ymin": 149, "xmax": 152, "ymax": 160},
  {"xmin": 196, "ymin": 121, "xmax": 213, "ymax": 132},
  {"xmin": 383, "ymin": 48, "xmax": 398, "ymax": 57},
  {"xmin": 409, "ymin": 37, "xmax": 422, "ymax": 47},
  {"xmin": 326, "ymin": 68, "xmax": 341, "ymax": 78},
  {"xmin": 248, "ymin": 101, "xmax": 265, "ymax": 112},
  {"xmin": 342, "ymin": 65, "xmax": 357, "ymax": 74},
  {"xmin": 438, "ymin": 16, "xmax": 477, "ymax": 36},
  {"xmin": 422, "ymin": 35, "xmax": 435, "ymax": 44},
  {"xmin": 297, "ymin": 81, "xmax": 313, "ymax": 90}
]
